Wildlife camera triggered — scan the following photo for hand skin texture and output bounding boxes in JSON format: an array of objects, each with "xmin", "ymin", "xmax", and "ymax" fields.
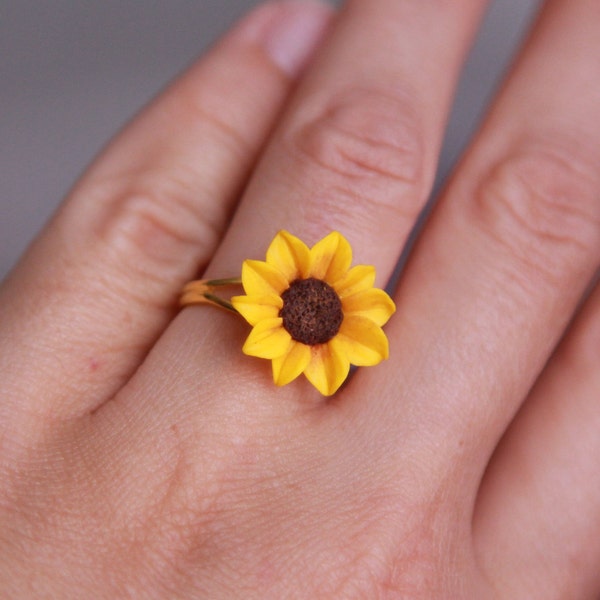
[{"xmin": 1, "ymin": 0, "xmax": 600, "ymax": 598}]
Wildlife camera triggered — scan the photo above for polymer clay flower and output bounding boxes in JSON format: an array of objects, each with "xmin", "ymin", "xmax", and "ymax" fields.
[{"xmin": 231, "ymin": 231, "xmax": 395, "ymax": 396}]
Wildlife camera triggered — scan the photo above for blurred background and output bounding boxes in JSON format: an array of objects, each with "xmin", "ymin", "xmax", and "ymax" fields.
[{"xmin": 1, "ymin": 0, "xmax": 541, "ymax": 279}]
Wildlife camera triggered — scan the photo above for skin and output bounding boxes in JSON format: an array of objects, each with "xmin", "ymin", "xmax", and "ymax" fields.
[{"xmin": 1, "ymin": 0, "xmax": 600, "ymax": 597}]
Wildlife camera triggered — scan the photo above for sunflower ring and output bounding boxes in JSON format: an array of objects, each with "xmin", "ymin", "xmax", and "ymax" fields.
[{"xmin": 180, "ymin": 231, "xmax": 395, "ymax": 396}]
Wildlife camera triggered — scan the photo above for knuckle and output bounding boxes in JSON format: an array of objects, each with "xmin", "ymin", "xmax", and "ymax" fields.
[
  {"xmin": 284, "ymin": 86, "xmax": 426, "ymax": 219},
  {"xmin": 172, "ymin": 74, "xmax": 255, "ymax": 159},
  {"xmin": 189, "ymin": 103, "xmax": 251, "ymax": 160},
  {"xmin": 93, "ymin": 169, "xmax": 220, "ymax": 281},
  {"xmin": 473, "ymin": 142, "xmax": 600, "ymax": 280}
]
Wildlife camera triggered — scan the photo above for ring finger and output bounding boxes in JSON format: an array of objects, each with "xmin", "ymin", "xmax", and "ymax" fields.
[{"xmin": 135, "ymin": 0, "xmax": 488, "ymax": 410}]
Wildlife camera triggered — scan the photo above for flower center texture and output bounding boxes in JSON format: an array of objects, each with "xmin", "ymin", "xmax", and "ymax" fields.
[{"xmin": 280, "ymin": 278, "xmax": 343, "ymax": 345}]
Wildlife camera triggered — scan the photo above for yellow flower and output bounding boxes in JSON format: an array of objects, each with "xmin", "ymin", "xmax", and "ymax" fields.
[{"xmin": 231, "ymin": 231, "xmax": 396, "ymax": 396}]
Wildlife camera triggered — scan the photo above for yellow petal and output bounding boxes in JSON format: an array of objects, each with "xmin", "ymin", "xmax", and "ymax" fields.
[
  {"xmin": 231, "ymin": 294, "xmax": 283, "ymax": 326},
  {"xmin": 341, "ymin": 288, "xmax": 396, "ymax": 327},
  {"xmin": 303, "ymin": 341, "xmax": 350, "ymax": 396},
  {"xmin": 332, "ymin": 264, "xmax": 376, "ymax": 298},
  {"xmin": 265, "ymin": 230, "xmax": 311, "ymax": 281},
  {"xmin": 242, "ymin": 318, "xmax": 291, "ymax": 359},
  {"xmin": 241, "ymin": 259, "xmax": 289, "ymax": 296},
  {"xmin": 308, "ymin": 231, "xmax": 352, "ymax": 283},
  {"xmin": 272, "ymin": 341, "xmax": 312, "ymax": 387},
  {"xmin": 336, "ymin": 315, "xmax": 389, "ymax": 366}
]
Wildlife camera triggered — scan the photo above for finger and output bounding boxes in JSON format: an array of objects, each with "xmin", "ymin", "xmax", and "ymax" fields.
[
  {"xmin": 473, "ymin": 279, "xmax": 600, "ymax": 598},
  {"xmin": 0, "ymin": 1, "xmax": 333, "ymax": 432},
  {"xmin": 206, "ymin": 0, "xmax": 487, "ymax": 281},
  {"xmin": 345, "ymin": 0, "xmax": 600, "ymax": 485},
  {"xmin": 132, "ymin": 0, "xmax": 488, "ymax": 412}
]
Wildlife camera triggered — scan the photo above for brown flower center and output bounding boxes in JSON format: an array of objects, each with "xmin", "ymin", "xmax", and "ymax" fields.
[{"xmin": 280, "ymin": 278, "xmax": 343, "ymax": 345}]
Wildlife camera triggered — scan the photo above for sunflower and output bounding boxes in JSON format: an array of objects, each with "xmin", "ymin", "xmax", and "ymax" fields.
[{"xmin": 231, "ymin": 231, "xmax": 395, "ymax": 396}]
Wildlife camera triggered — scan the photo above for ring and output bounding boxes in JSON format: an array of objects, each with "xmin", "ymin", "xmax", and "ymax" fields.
[{"xmin": 180, "ymin": 231, "xmax": 395, "ymax": 396}]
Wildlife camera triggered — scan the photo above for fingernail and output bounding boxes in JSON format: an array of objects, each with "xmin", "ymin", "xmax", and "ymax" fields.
[
  {"xmin": 237, "ymin": 1, "xmax": 332, "ymax": 77},
  {"xmin": 264, "ymin": 1, "xmax": 332, "ymax": 76}
]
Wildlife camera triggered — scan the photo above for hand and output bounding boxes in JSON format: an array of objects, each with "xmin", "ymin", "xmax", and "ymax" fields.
[{"xmin": 1, "ymin": 1, "xmax": 599, "ymax": 598}]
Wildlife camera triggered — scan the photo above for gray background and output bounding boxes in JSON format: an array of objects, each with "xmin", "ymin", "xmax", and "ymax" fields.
[{"xmin": 1, "ymin": 0, "xmax": 541, "ymax": 279}]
